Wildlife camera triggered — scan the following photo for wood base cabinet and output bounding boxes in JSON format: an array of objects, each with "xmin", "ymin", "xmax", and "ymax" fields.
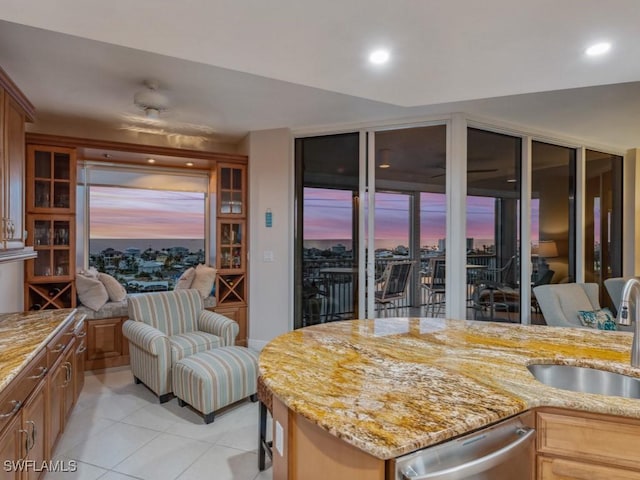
[
  {"xmin": 537, "ymin": 409, "xmax": 640, "ymax": 479},
  {"xmin": 212, "ymin": 305, "xmax": 247, "ymax": 347},
  {"xmin": 0, "ymin": 415, "xmax": 21, "ymax": 480},
  {"xmin": 48, "ymin": 342, "xmax": 74, "ymax": 452},
  {"xmin": 85, "ymin": 317, "xmax": 129, "ymax": 370}
]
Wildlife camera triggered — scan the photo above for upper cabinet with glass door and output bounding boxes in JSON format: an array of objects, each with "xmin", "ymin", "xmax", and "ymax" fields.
[
  {"xmin": 26, "ymin": 145, "xmax": 76, "ymax": 214},
  {"xmin": 217, "ymin": 164, "xmax": 246, "ymax": 217}
]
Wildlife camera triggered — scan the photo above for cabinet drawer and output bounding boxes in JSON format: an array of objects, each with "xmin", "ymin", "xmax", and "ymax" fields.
[
  {"xmin": 538, "ymin": 411, "xmax": 640, "ymax": 471},
  {"xmin": 538, "ymin": 455, "xmax": 640, "ymax": 480},
  {"xmin": 47, "ymin": 320, "xmax": 75, "ymax": 367},
  {"xmin": 0, "ymin": 348, "xmax": 47, "ymax": 433}
]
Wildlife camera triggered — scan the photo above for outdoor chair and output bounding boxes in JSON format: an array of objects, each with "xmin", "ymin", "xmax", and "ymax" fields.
[{"xmin": 374, "ymin": 260, "xmax": 413, "ymax": 316}]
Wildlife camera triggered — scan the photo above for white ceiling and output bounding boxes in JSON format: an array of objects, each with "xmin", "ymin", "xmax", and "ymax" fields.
[{"xmin": 0, "ymin": 1, "xmax": 639, "ymax": 149}]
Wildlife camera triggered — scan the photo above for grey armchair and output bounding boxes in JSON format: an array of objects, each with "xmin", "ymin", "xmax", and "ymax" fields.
[
  {"xmin": 123, "ymin": 289, "xmax": 239, "ymax": 402},
  {"xmin": 532, "ymin": 283, "xmax": 601, "ymax": 328}
]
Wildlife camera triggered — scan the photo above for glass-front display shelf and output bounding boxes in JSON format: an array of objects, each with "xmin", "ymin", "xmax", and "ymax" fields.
[
  {"xmin": 219, "ymin": 166, "xmax": 244, "ymax": 215},
  {"xmin": 219, "ymin": 222, "xmax": 243, "ymax": 269},
  {"xmin": 30, "ymin": 217, "xmax": 72, "ymax": 278},
  {"xmin": 33, "ymin": 150, "xmax": 72, "ymax": 209}
]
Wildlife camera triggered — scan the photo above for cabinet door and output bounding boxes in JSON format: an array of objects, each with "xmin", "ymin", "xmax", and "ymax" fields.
[
  {"xmin": 3, "ymin": 94, "xmax": 25, "ymax": 247},
  {"xmin": 538, "ymin": 455, "xmax": 640, "ymax": 479},
  {"xmin": 26, "ymin": 145, "xmax": 76, "ymax": 214},
  {"xmin": 0, "ymin": 414, "xmax": 21, "ymax": 480},
  {"xmin": 85, "ymin": 317, "xmax": 128, "ymax": 370},
  {"xmin": 63, "ymin": 344, "xmax": 75, "ymax": 420},
  {"xmin": 213, "ymin": 305, "xmax": 247, "ymax": 347},
  {"xmin": 74, "ymin": 331, "xmax": 86, "ymax": 399},
  {"xmin": 47, "ymin": 356, "xmax": 67, "ymax": 452},
  {"xmin": 22, "ymin": 380, "xmax": 47, "ymax": 480},
  {"xmin": 217, "ymin": 164, "xmax": 246, "ymax": 217}
]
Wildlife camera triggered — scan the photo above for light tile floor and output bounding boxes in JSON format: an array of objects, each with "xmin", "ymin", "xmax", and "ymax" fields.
[{"xmin": 45, "ymin": 367, "xmax": 272, "ymax": 480}]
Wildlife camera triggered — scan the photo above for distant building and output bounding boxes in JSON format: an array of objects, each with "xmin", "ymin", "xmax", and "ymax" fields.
[
  {"xmin": 168, "ymin": 246, "xmax": 190, "ymax": 256},
  {"xmin": 124, "ymin": 247, "xmax": 141, "ymax": 257},
  {"xmin": 331, "ymin": 244, "xmax": 346, "ymax": 254},
  {"xmin": 438, "ymin": 239, "xmax": 446, "ymax": 252},
  {"xmin": 394, "ymin": 245, "xmax": 409, "ymax": 256},
  {"xmin": 139, "ymin": 260, "xmax": 164, "ymax": 274},
  {"xmin": 467, "ymin": 238, "xmax": 474, "ymax": 251}
]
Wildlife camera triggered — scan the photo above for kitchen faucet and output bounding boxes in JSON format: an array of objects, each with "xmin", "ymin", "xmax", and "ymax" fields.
[{"xmin": 617, "ymin": 278, "xmax": 640, "ymax": 367}]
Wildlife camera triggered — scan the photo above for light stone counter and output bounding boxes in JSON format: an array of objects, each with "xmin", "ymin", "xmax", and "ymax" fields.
[
  {"xmin": 259, "ymin": 318, "xmax": 639, "ymax": 460},
  {"xmin": 0, "ymin": 308, "xmax": 77, "ymax": 393}
]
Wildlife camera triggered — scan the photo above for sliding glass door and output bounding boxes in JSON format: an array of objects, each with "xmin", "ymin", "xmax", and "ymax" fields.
[{"xmin": 294, "ymin": 133, "xmax": 359, "ymax": 329}]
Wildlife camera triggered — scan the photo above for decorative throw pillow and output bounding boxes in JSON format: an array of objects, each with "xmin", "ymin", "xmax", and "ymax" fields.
[
  {"xmin": 78, "ymin": 266, "xmax": 99, "ymax": 278},
  {"xmin": 577, "ymin": 308, "xmax": 617, "ymax": 331},
  {"xmin": 76, "ymin": 273, "xmax": 109, "ymax": 311},
  {"xmin": 174, "ymin": 267, "xmax": 196, "ymax": 290},
  {"xmin": 190, "ymin": 264, "xmax": 217, "ymax": 299},
  {"xmin": 97, "ymin": 272, "xmax": 127, "ymax": 302}
]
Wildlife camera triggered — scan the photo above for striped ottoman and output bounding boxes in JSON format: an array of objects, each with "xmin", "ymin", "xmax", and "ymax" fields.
[{"xmin": 172, "ymin": 346, "xmax": 259, "ymax": 424}]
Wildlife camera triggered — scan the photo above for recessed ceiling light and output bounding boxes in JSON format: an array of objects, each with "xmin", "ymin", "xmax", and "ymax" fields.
[
  {"xmin": 379, "ymin": 163, "xmax": 391, "ymax": 169},
  {"xmin": 147, "ymin": 158, "xmax": 155, "ymax": 164},
  {"xmin": 369, "ymin": 49, "xmax": 390, "ymax": 65},
  {"xmin": 185, "ymin": 162, "xmax": 194, "ymax": 167},
  {"xmin": 507, "ymin": 178, "xmax": 517, "ymax": 183},
  {"xmin": 585, "ymin": 42, "xmax": 611, "ymax": 56}
]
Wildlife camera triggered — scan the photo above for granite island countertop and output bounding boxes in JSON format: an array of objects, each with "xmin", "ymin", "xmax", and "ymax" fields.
[
  {"xmin": 0, "ymin": 308, "xmax": 78, "ymax": 394},
  {"xmin": 258, "ymin": 318, "xmax": 640, "ymax": 460}
]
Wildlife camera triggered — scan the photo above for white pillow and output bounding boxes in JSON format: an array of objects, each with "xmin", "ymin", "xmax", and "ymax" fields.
[
  {"xmin": 76, "ymin": 273, "xmax": 109, "ymax": 311},
  {"xmin": 174, "ymin": 267, "xmax": 196, "ymax": 290},
  {"xmin": 190, "ymin": 264, "xmax": 217, "ymax": 299},
  {"xmin": 97, "ymin": 272, "xmax": 127, "ymax": 302}
]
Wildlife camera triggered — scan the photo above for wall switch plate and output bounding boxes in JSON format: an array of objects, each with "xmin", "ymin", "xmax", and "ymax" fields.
[
  {"xmin": 263, "ymin": 250, "xmax": 274, "ymax": 262},
  {"xmin": 275, "ymin": 421, "xmax": 284, "ymax": 456}
]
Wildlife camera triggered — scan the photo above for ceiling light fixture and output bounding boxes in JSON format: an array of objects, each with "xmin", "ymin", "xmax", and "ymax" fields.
[
  {"xmin": 147, "ymin": 158, "xmax": 156, "ymax": 164},
  {"xmin": 134, "ymin": 80, "xmax": 169, "ymax": 119},
  {"xmin": 369, "ymin": 49, "xmax": 390, "ymax": 65},
  {"xmin": 185, "ymin": 162, "xmax": 194, "ymax": 167},
  {"xmin": 378, "ymin": 148, "xmax": 391, "ymax": 168},
  {"xmin": 585, "ymin": 42, "xmax": 611, "ymax": 56}
]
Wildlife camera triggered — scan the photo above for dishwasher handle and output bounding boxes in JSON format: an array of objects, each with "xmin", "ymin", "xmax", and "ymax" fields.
[{"xmin": 401, "ymin": 426, "xmax": 535, "ymax": 480}]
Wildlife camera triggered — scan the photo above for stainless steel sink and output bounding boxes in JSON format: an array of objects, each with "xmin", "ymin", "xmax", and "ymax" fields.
[{"xmin": 527, "ymin": 364, "xmax": 640, "ymax": 399}]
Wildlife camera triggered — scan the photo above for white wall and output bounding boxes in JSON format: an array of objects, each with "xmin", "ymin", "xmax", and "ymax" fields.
[
  {"xmin": 243, "ymin": 128, "xmax": 292, "ymax": 349},
  {"xmin": 0, "ymin": 261, "xmax": 25, "ymax": 313}
]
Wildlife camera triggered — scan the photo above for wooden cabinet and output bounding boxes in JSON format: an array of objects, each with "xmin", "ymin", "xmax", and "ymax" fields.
[
  {"xmin": 48, "ymin": 342, "xmax": 74, "ymax": 452},
  {"xmin": 21, "ymin": 379, "xmax": 47, "ymax": 480},
  {"xmin": 0, "ymin": 66, "xmax": 33, "ymax": 252},
  {"xmin": 0, "ymin": 414, "xmax": 21, "ymax": 480},
  {"xmin": 25, "ymin": 145, "xmax": 77, "ymax": 311},
  {"xmin": 215, "ymin": 163, "xmax": 248, "ymax": 345},
  {"xmin": 536, "ymin": 409, "xmax": 640, "ymax": 479},
  {"xmin": 212, "ymin": 304, "xmax": 247, "ymax": 347},
  {"xmin": 84, "ymin": 317, "xmax": 130, "ymax": 370},
  {"xmin": 74, "ymin": 321, "xmax": 86, "ymax": 395}
]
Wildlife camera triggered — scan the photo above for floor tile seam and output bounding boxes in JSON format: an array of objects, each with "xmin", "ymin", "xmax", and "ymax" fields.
[
  {"xmin": 60, "ymin": 457, "xmax": 109, "ymax": 474},
  {"xmin": 106, "ymin": 425, "xmax": 164, "ymax": 470},
  {"xmin": 169, "ymin": 441, "xmax": 219, "ymax": 480},
  {"xmin": 117, "ymin": 416, "xmax": 176, "ymax": 434},
  {"xmin": 54, "ymin": 418, "xmax": 118, "ymax": 458}
]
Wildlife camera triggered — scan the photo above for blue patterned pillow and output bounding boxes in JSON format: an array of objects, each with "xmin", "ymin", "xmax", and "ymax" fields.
[{"xmin": 577, "ymin": 308, "xmax": 617, "ymax": 330}]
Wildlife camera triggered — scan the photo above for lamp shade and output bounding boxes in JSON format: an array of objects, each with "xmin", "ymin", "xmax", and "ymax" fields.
[{"xmin": 538, "ymin": 240, "xmax": 558, "ymax": 258}]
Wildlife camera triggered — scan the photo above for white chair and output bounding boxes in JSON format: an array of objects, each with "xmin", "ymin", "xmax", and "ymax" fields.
[{"xmin": 533, "ymin": 283, "xmax": 601, "ymax": 328}]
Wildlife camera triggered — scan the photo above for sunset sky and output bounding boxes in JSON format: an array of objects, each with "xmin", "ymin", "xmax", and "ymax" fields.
[
  {"xmin": 303, "ymin": 188, "xmax": 502, "ymax": 249},
  {"xmin": 89, "ymin": 186, "xmax": 205, "ymax": 239},
  {"xmin": 90, "ymin": 185, "xmax": 542, "ymax": 249}
]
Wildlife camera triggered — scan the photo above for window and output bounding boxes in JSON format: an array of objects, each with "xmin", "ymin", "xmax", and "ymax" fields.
[{"xmin": 78, "ymin": 164, "xmax": 209, "ymax": 293}]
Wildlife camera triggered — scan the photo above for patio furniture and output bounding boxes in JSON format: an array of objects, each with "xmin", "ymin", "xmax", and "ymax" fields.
[{"xmin": 374, "ymin": 260, "xmax": 413, "ymax": 316}]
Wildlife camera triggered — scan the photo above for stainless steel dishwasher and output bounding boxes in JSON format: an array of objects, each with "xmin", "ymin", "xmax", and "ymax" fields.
[{"xmin": 395, "ymin": 414, "xmax": 535, "ymax": 480}]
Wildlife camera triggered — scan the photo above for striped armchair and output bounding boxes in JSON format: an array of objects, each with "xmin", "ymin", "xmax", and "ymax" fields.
[{"xmin": 123, "ymin": 289, "xmax": 239, "ymax": 402}]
